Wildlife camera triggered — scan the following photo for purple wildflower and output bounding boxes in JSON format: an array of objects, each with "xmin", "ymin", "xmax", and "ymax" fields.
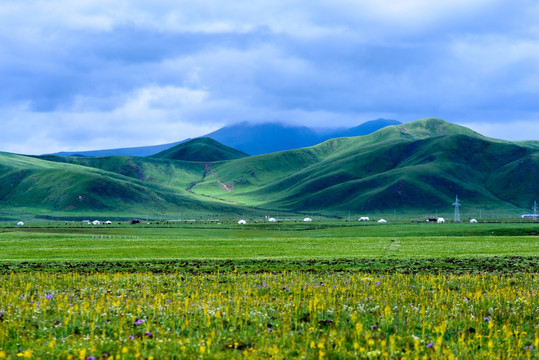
[
  {"xmin": 134, "ymin": 319, "xmax": 145, "ymax": 326},
  {"xmin": 525, "ymin": 345, "xmax": 533, "ymax": 350},
  {"xmin": 427, "ymin": 343, "xmax": 435, "ymax": 348},
  {"xmin": 45, "ymin": 294, "xmax": 53, "ymax": 300},
  {"xmin": 86, "ymin": 357, "xmax": 95, "ymax": 360},
  {"xmin": 484, "ymin": 317, "xmax": 490, "ymax": 322},
  {"xmin": 268, "ymin": 328, "xmax": 273, "ymax": 332},
  {"xmin": 129, "ymin": 335, "xmax": 134, "ymax": 340},
  {"xmin": 144, "ymin": 332, "xmax": 153, "ymax": 338}
]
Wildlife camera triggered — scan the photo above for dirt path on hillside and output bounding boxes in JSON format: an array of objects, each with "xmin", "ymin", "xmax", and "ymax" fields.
[{"xmin": 217, "ymin": 180, "xmax": 233, "ymax": 192}]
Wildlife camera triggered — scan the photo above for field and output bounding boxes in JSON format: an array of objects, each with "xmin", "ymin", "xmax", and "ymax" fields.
[{"xmin": 0, "ymin": 221, "xmax": 538, "ymax": 359}]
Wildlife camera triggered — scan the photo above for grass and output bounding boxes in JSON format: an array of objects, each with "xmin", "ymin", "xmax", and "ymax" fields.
[
  {"xmin": 151, "ymin": 137, "xmax": 248, "ymax": 161},
  {"xmin": 1, "ymin": 222, "xmax": 537, "ymax": 265},
  {"xmin": 0, "ymin": 221, "xmax": 537, "ymax": 358},
  {"xmin": 188, "ymin": 119, "xmax": 538, "ymax": 212},
  {"xmin": 0, "ymin": 272, "xmax": 537, "ymax": 359},
  {"xmin": 2, "ymin": 118, "xmax": 537, "ymax": 218}
]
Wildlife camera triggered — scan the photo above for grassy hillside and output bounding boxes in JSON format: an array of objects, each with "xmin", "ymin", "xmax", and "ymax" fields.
[
  {"xmin": 189, "ymin": 119, "xmax": 538, "ymax": 213},
  {"xmin": 0, "ymin": 152, "xmax": 250, "ymax": 220},
  {"xmin": 37, "ymin": 154, "xmax": 205, "ymax": 190},
  {"xmin": 151, "ymin": 137, "xmax": 248, "ymax": 161},
  {"xmin": 2, "ymin": 118, "xmax": 537, "ymax": 218}
]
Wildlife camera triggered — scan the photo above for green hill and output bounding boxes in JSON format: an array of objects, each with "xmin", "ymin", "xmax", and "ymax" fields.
[
  {"xmin": 188, "ymin": 119, "xmax": 539, "ymax": 213},
  {"xmin": 1, "ymin": 118, "xmax": 537, "ymax": 218},
  {"xmin": 151, "ymin": 137, "xmax": 248, "ymax": 162},
  {"xmin": 0, "ymin": 151, "xmax": 248, "ymax": 220}
]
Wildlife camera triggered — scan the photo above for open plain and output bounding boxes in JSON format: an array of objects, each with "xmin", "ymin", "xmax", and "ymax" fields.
[{"xmin": 0, "ymin": 221, "xmax": 538, "ymax": 359}]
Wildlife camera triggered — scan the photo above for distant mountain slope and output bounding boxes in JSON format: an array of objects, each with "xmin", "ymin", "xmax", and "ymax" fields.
[
  {"xmin": 326, "ymin": 119, "xmax": 401, "ymax": 138},
  {"xmin": 205, "ymin": 118, "xmax": 401, "ymax": 155},
  {"xmin": 51, "ymin": 140, "xmax": 188, "ymax": 157},
  {"xmin": 204, "ymin": 122, "xmax": 322, "ymax": 155},
  {"xmin": 151, "ymin": 138, "xmax": 248, "ymax": 161},
  {"xmin": 47, "ymin": 118, "xmax": 401, "ymax": 157}
]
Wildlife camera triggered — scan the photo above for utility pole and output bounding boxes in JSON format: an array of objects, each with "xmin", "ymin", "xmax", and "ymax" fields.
[
  {"xmin": 533, "ymin": 200, "xmax": 538, "ymax": 221},
  {"xmin": 453, "ymin": 195, "xmax": 461, "ymax": 222}
]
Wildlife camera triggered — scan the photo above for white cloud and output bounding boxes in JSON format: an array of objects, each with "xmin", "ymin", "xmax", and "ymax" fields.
[
  {"xmin": 450, "ymin": 36, "xmax": 539, "ymax": 75},
  {"xmin": 0, "ymin": 86, "xmax": 222, "ymax": 154},
  {"xmin": 1, "ymin": 0, "xmax": 539, "ymax": 154}
]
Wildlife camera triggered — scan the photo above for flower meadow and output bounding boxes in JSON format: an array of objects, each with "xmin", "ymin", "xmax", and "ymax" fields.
[{"xmin": 0, "ymin": 271, "xmax": 537, "ymax": 359}]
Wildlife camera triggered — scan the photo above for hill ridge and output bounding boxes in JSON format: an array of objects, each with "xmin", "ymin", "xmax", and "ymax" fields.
[
  {"xmin": 1, "ymin": 118, "xmax": 537, "ymax": 218},
  {"xmin": 47, "ymin": 118, "xmax": 401, "ymax": 157},
  {"xmin": 151, "ymin": 137, "xmax": 249, "ymax": 162}
]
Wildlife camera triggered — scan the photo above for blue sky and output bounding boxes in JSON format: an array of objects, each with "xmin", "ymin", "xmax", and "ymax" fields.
[{"xmin": 1, "ymin": 0, "xmax": 538, "ymax": 154}]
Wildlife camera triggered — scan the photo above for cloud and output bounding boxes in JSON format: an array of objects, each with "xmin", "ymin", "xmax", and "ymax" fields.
[
  {"xmin": 0, "ymin": 0, "xmax": 538, "ymax": 154},
  {"xmin": 0, "ymin": 86, "xmax": 221, "ymax": 154}
]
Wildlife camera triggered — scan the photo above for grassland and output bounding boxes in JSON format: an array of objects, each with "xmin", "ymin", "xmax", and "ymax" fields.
[
  {"xmin": 0, "ymin": 221, "xmax": 537, "ymax": 270},
  {"xmin": 1, "ymin": 272, "xmax": 538, "ymax": 359},
  {"xmin": 0, "ymin": 221, "xmax": 538, "ymax": 359}
]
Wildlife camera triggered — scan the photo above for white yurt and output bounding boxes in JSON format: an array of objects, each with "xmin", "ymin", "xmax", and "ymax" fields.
[
  {"xmin": 92, "ymin": 220, "xmax": 101, "ymax": 225},
  {"xmin": 470, "ymin": 219, "xmax": 478, "ymax": 223},
  {"xmin": 237, "ymin": 219, "xmax": 247, "ymax": 225},
  {"xmin": 104, "ymin": 220, "xmax": 112, "ymax": 225},
  {"xmin": 303, "ymin": 218, "xmax": 312, "ymax": 222},
  {"xmin": 359, "ymin": 217, "xmax": 369, "ymax": 221},
  {"xmin": 268, "ymin": 218, "xmax": 277, "ymax": 222},
  {"xmin": 437, "ymin": 218, "xmax": 445, "ymax": 223},
  {"xmin": 378, "ymin": 219, "xmax": 387, "ymax": 223},
  {"xmin": 16, "ymin": 221, "xmax": 24, "ymax": 226}
]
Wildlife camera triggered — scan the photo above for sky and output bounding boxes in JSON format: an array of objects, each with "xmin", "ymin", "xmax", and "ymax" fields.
[{"xmin": 1, "ymin": 0, "xmax": 539, "ymax": 154}]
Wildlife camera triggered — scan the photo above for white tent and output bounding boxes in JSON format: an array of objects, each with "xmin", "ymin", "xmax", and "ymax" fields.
[
  {"xmin": 303, "ymin": 218, "xmax": 312, "ymax": 222},
  {"xmin": 377, "ymin": 219, "xmax": 387, "ymax": 223},
  {"xmin": 104, "ymin": 220, "xmax": 112, "ymax": 225},
  {"xmin": 437, "ymin": 218, "xmax": 445, "ymax": 223},
  {"xmin": 470, "ymin": 219, "xmax": 478, "ymax": 223},
  {"xmin": 237, "ymin": 219, "xmax": 247, "ymax": 225},
  {"xmin": 16, "ymin": 221, "xmax": 24, "ymax": 226},
  {"xmin": 92, "ymin": 220, "xmax": 101, "ymax": 225},
  {"xmin": 268, "ymin": 218, "xmax": 277, "ymax": 222},
  {"xmin": 359, "ymin": 217, "xmax": 369, "ymax": 221}
]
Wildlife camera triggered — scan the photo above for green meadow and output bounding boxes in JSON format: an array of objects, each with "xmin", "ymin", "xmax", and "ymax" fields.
[
  {"xmin": 1, "ymin": 221, "xmax": 537, "ymax": 271},
  {"xmin": 0, "ymin": 221, "xmax": 538, "ymax": 359}
]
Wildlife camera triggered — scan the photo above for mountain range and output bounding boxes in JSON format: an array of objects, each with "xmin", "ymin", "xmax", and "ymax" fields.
[
  {"xmin": 1, "ymin": 118, "xmax": 537, "ymax": 220},
  {"xmin": 51, "ymin": 119, "xmax": 401, "ymax": 157}
]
